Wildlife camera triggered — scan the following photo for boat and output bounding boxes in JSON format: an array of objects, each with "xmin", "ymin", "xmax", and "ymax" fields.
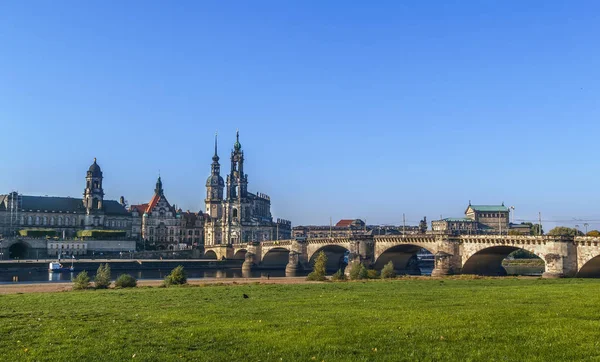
[{"xmin": 48, "ymin": 261, "xmax": 74, "ymax": 273}]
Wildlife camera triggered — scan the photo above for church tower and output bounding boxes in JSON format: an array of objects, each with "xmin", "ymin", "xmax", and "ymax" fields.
[
  {"xmin": 83, "ymin": 158, "xmax": 104, "ymax": 213},
  {"xmin": 205, "ymin": 133, "xmax": 224, "ymax": 219},
  {"xmin": 226, "ymin": 130, "xmax": 248, "ymax": 200}
]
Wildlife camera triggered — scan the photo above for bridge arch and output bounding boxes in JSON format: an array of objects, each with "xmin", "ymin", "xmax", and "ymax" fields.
[
  {"xmin": 261, "ymin": 247, "xmax": 290, "ymax": 269},
  {"xmin": 308, "ymin": 245, "xmax": 349, "ymax": 272},
  {"xmin": 8, "ymin": 241, "xmax": 31, "ymax": 259},
  {"xmin": 374, "ymin": 244, "xmax": 434, "ymax": 275},
  {"xmin": 577, "ymin": 253, "xmax": 600, "ymax": 277},
  {"xmin": 462, "ymin": 245, "xmax": 545, "ymax": 276},
  {"xmin": 233, "ymin": 249, "xmax": 247, "ymax": 260},
  {"xmin": 204, "ymin": 250, "xmax": 218, "ymax": 260}
]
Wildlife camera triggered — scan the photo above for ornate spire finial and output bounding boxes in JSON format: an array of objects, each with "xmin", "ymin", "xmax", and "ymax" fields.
[
  {"xmin": 234, "ymin": 129, "xmax": 241, "ymax": 151},
  {"xmin": 94, "ymin": 157, "xmax": 97, "ymax": 163},
  {"xmin": 212, "ymin": 131, "xmax": 220, "ymax": 162}
]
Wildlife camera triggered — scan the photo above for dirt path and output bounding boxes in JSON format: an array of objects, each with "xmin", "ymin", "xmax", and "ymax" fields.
[{"xmin": 0, "ymin": 276, "xmax": 313, "ymax": 295}]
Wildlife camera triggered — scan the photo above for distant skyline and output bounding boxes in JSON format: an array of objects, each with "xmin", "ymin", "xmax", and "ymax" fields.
[{"xmin": 1, "ymin": 1, "xmax": 599, "ymax": 230}]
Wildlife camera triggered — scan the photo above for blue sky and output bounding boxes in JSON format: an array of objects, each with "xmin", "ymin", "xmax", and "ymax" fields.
[{"xmin": 1, "ymin": 1, "xmax": 599, "ymax": 229}]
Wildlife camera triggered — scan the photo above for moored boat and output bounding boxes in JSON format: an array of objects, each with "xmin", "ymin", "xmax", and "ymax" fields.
[{"xmin": 48, "ymin": 262, "xmax": 74, "ymax": 273}]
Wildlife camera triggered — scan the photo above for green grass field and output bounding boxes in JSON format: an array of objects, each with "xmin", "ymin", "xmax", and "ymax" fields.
[{"xmin": 2, "ymin": 278, "xmax": 600, "ymax": 361}]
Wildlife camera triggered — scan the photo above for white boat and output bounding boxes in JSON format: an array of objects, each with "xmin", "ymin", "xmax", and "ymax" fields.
[{"xmin": 48, "ymin": 261, "xmax": 74, "ymax": 273}]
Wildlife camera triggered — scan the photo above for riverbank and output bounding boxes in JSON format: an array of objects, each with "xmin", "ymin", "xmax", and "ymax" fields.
[
  {"xmin": 0, "ymin": 276, "xmax": 310, "ymax": 294},
  {"xmin": 2, "ymin": 278, "xmax": 600, "ymax": 361}
]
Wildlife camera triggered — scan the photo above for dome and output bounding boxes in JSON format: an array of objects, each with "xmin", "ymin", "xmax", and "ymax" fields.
[
  {"xmin": 206, "ymin": 174, "xmax": 225, "ymax": 187},
  {"xmin": 88, "ymin": 158, "xmax": 102, "ymax": 176}
]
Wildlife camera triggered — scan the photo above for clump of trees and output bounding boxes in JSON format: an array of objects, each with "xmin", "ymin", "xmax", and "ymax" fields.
[
  {"xmin": 94, "ymin": 263, "xmax": 111, "ymax": 289},
  {"xmin": 331, "ymin": 269, "xmax": 346, "ymax": 281},
  {"xmin": 115, "ymin": 274, "xmax": 137, "ymax": 288},
  {"xmin": 164, "ymin": 265, "xmax": 187, "ymax": 286},
  {"xmin": 72, "ymin": 271, "xmax": 91, "ymax": 290},
  {"xmin": 306, "ymin": 251, "xmax": 327, "ymax": 281},
  {"xmin": 381, "ymin": 261, "xmax": 396, "ymax": 279},
  {"xmin": 349, "ymin": 263, "xmax": 368, "ymax": 280},
  {"xmin": 547, "ymin": 227, "xmax": 584, "ymax": 236},
  {"xmin": 586, "ymin": 230, "xmax": 600, "ymax": 237}
]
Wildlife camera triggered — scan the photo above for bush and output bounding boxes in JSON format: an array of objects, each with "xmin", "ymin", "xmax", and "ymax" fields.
[
  {"xmin": 164, "ymin": 265, "xmax": 187, "ymax": 286},
  {"xmin": 115, "ymin": 274, "xmax": 137, "ymax": 288},
  {"xmin": 331, "ymin": 269, "xmax": 346, "ymax": 281},
  {"xmin": 349, "ymin": 262, "xmax": 369, "ymax": 280},
  {"xmin": 72, "ymin": 270, "xmax": 90, "ymax": 290},
  {"xmin": 381, "ymin": 261, "xmax": 396, "ymax": 279},
  {"xmin": 306, "ymin": 251, "xmax": 327, "ymax": 281},
  {"xmin": 94, "ymin": 263, "xmax": 111, "ymax": 289},
  {"xmin": 367, "ymin": 269, "xmax": 379, "ymax": 279}
]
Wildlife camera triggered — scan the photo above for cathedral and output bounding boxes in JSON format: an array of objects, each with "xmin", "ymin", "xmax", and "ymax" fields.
[{"xmin": 204, "ymin": 131, "xmax": 291, "ymax": 245}]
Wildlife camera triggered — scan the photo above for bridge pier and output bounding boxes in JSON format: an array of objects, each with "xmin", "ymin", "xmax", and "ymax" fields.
[{"xmin": 431, "ymin": 251, "xmax": 455, "ymax": 277}]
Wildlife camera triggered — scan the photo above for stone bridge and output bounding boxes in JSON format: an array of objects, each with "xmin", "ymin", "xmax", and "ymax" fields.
[{"xmin": 203, "ymin": 234, "xmax": 600, "ymax": 278}]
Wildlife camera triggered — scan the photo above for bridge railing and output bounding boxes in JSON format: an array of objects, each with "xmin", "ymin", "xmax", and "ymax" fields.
[
  {"xmin": 458, "ymin": 235, "xmax": 573, "ymax": 243},
  {"xmin": 261, "ymin": 239, "xmax": 293, "ymax": 247}
]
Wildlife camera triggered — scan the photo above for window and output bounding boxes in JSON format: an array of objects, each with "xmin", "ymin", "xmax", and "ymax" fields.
[
  {"xmin": 35, "ymin": 216, "xmax": 40, "ymax": 225},
  {"xmin": 58, "ymin": 217, "xmax": 63, "ymax": 226},
  {"xmin": 188, "ymin": 230, "xmax": 193, "ymax": 236},
  {"xmin": 50, "ymin": 217, "xmax": 55, "ymax": 226},
  {"xmin": 195, "ymin": 230, "xmax": 200, "ymax": 235},
  {"xmin": 27, "ymin": 216, "xmax": 32, "ymax": 225},
  {"xmin": 233, "ymin": 208, "xmax": 238, "ymax": 218}
]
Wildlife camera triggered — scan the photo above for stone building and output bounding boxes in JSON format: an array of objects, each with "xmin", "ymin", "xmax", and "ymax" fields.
[
  {"xmin": 130, "ymin": 177, "xmax": 203, "ymax": 250},
  {"xmin": 432, "ymin": 202, "xmax": 511, "ymax": 234},
  {"xmin": 0, "ymin": 159, "xmax": 131, "ymax": 239},
  {"xmin": 203, "ymin": 131, "xmax": 291, "ymax": 245}
]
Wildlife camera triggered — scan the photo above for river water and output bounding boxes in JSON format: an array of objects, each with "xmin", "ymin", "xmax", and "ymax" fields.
[{"xmin": 0, "ymin": 265, "xmax": 543, "ymax": 284}]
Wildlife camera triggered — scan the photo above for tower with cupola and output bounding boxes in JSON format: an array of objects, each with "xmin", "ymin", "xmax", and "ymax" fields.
[{"xmin": 83, "ymin": 158, "xmax": 104, "ymax": 213}]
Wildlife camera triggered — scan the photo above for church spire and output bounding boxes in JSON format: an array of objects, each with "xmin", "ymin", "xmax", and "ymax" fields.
[{"xmin": 212, "ymin": 131, "xmax": 220, "ymax": 162}]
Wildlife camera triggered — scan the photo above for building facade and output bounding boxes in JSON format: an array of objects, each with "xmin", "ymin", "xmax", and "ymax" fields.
[
  {"xmin": 0, "ymin": 159, "xmax": 132, "ymax": 239},
  {"xmin": 130, "ymin": 177, "xmax": 204, "ymax": 250},
  {"xmin": 432, "ymin": 203, "xmax": 511, "ymax": 234},
  {"xmin": 292, "ymin": 219, "xmax": 424, "ymax": 238},
  {"xmin": 203, "ymin": 131, "xmax": 291, "ymax": 246}
]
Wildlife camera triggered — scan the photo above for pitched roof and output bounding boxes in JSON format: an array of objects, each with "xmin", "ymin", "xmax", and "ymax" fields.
[
  {"xmin": 335, "ymin": 219, "xmax": 356, "ymax": 227},
  {"xmin": 2, "ymin": 194, "xmax": 129, "ymax": 215},
  {"xmin": 467, "ymin": 205, "xmax": 509, "ymax": 213},
  {"xmin": 102, "ymin": 200, "xmax": 130, "ymax": 215},
  {"xmin": 129, "ymin": 204, "xmax": 148, "ymax": 215},
  {"xmin": 442, "ymin": 218, "xmax": 476, "ymax": 222}
]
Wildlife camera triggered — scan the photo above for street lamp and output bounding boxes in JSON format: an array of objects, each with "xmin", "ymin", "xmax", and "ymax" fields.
[
  {"xmin": 509, "ymin": 206, "xmax": 515, "ymax": 225},
  {"xmin": 584, "ymin": 223, "xmax": 589, "ymax": 235},
  {"xmin": 575, "ymin": 225, "xmax": 580, "ymax": 236}
]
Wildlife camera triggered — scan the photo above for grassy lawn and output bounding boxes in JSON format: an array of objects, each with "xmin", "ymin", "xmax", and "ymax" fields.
[{"xmin": 2, "ymin": 278, "xmax": 600, "ymax": 361}]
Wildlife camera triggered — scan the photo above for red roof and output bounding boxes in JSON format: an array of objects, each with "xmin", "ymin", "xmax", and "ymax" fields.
[
  {"xmin": 336, "ymin": 219, "xmax": 355, "ymax": 227},
  {"xmin": 146, "ymin": 194, "xmax": 161, "ymax": 213},
  {"xmin": 130, "ymin": 204, "xmax": 148, "ymax": 214}
]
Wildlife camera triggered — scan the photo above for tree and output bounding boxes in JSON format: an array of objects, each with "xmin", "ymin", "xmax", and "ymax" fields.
[
  {"xmin": 115, "ymin": 274, "xmax": 137, "ymax": 288},
  {"xmin": 381, "ymin": 261, "xmax": 396, "ymax": 279},
  {"xmin": 331, "ymin": 269, "xmax": 346, "ymax": 281},
  {"xmin": 586, "ymin": 230, "xmax": 600, "ymax": 237},
  {"xmin": 94, "ymin": 263, "xmax": 111, "ymax": 289},
  {"xmin": 164, "ymin": 265, "xmax": 187, "ymax": 286},
  {"xmin": 547, "ymin": 227, "xmax": 584, "ymax": 237},
  {"xmin": 72, "ymin": 270, "xmax": 91, "ymax": 290},
  {"xmin": 531, "ymin": 224, "xmax": 544, "ymax": 236},
  {"xmin": 306, "ymin": 251, "xmax": 327, "ymax": 281}
]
